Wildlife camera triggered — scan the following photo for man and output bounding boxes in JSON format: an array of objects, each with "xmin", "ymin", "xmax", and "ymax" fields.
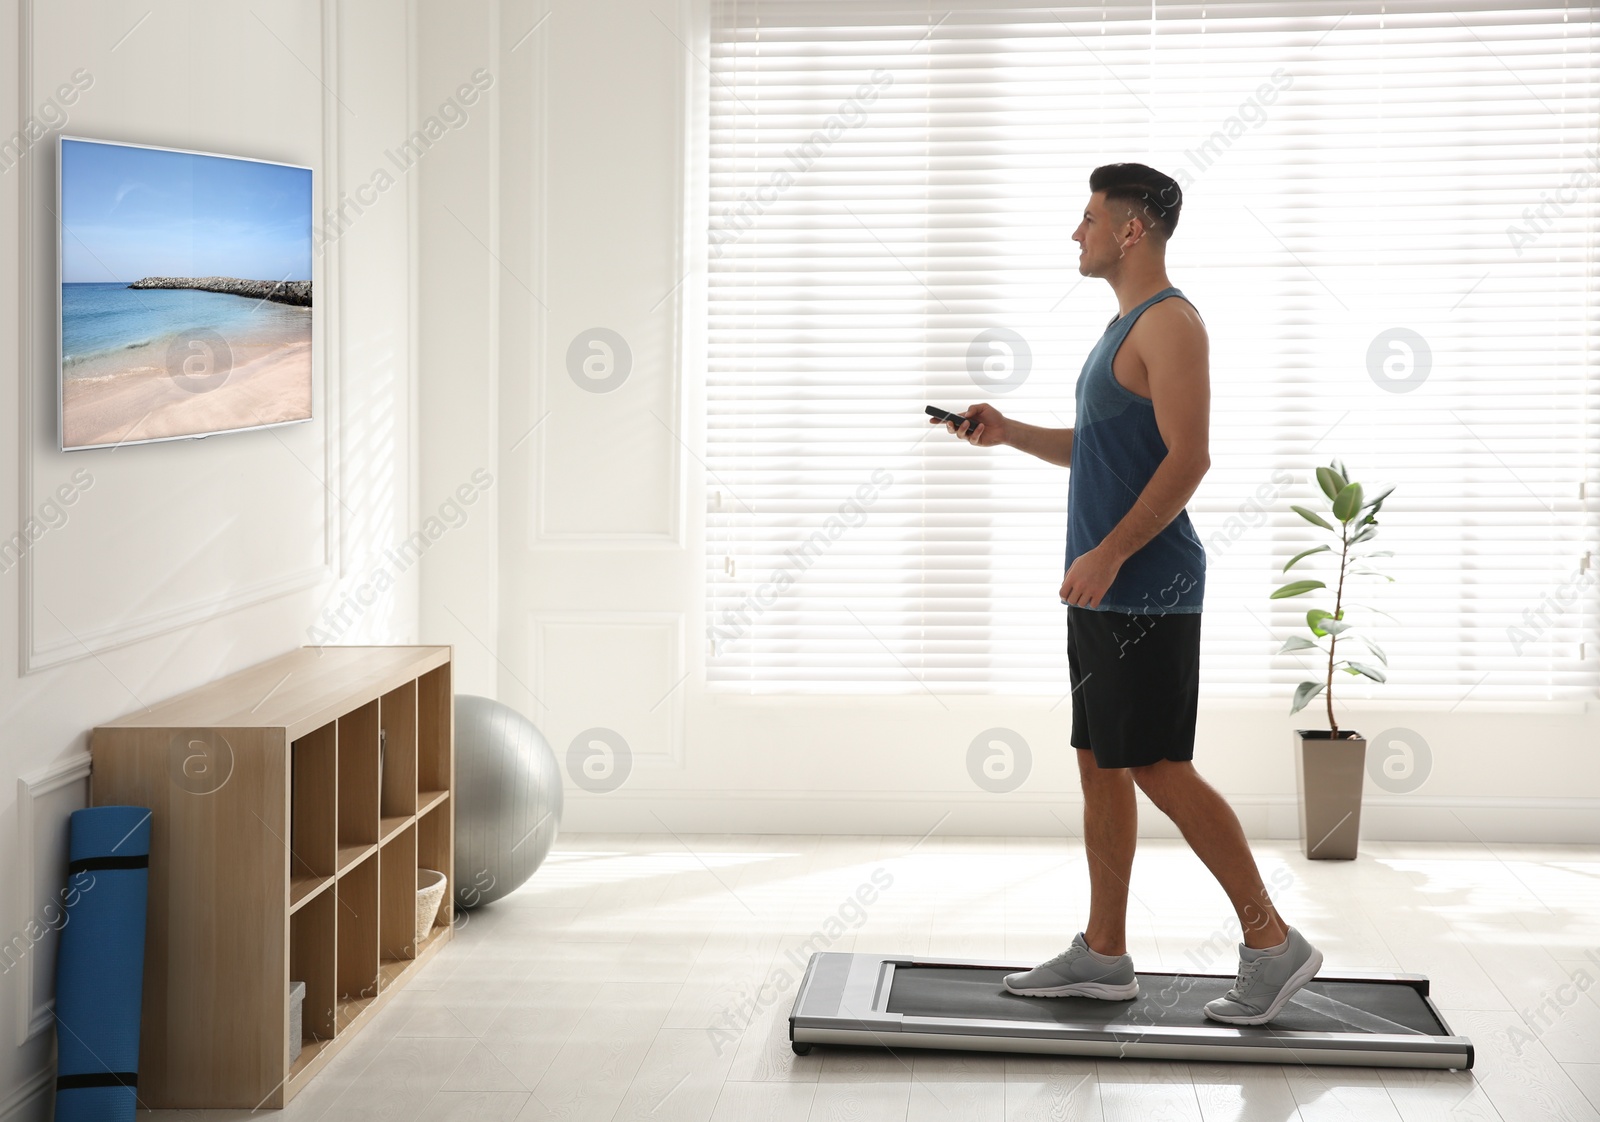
[{"xmin": 931, "ymin": 162, "xmax": 1322, "ymax": 1025}]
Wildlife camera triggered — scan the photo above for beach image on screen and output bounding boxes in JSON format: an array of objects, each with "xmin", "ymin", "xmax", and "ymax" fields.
[{"xmin": 59, "ymin": 138, "xmax": 313, "ymax": 450}]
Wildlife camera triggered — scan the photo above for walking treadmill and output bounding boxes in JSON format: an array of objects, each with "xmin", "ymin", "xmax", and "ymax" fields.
[{"xmin": 789, "ymin": 952, "xmax": 1473, "ymax": 1069}]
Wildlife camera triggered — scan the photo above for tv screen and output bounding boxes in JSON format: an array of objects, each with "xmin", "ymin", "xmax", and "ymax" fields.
[{"xmin": 57, "ymin": 136, "xmax": 313, "ymax": 451}]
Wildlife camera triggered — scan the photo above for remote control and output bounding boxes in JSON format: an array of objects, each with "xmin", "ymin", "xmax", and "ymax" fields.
[{"xmin": 925, "ymin": 405, "xmax": 979, "ymax": 431}]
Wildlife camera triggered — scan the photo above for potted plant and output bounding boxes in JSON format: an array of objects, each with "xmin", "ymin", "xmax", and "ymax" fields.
[{"xmin": 1272, "ymin": 460, "xmax": 1395, "ymax": 860}]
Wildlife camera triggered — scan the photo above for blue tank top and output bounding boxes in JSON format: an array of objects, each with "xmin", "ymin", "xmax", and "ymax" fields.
[{"xmin": 1065, "ymin": 286, "xmax": 1206, "ymax": 614}]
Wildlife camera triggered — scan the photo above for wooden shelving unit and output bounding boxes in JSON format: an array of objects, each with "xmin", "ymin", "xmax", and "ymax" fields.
[{"xmin": 89, "ymin": 646, "xmax": 455, "ymax": 1109}]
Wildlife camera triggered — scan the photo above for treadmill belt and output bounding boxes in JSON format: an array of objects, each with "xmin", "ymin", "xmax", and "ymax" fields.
[{"xmin": 886, "ymin": 966, "xmax": 1447, "ymax": 1037}]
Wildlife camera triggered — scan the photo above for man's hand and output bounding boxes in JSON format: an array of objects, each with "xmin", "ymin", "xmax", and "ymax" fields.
[
  {"xmin": 929, "ymin": 402, "xmax": 1007, "ymax": 446},
  {"xmin": 1059, "ymin": 545, "xmax": 1124, "ymax": 609}
]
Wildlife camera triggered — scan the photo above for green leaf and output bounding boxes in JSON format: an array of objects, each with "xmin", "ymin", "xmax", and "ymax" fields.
[
  {"xmin": 1283, "ymin": 545, "xmax": 1331, "ymax": 571},
  {"xmin": 1316, "ymin": 467, "xmax": 1344, "ymax": 502},
  {"xmin": 1361, "ymin": 485, "xmax": 1395, "ymax": 510},
  {"xmin": 1346, "ymin": 602, "xmax": 1402, "ymax": 624},
  {"xmin": 1321, "ymin": 617, "xmax": 1353, "ymax": 635},
  {"xmin": 1272, "ymin": 579, "xmax": 1326, "ymax": 599},
  {"xmin": 1290, "ymin": 680, "xmax": 1326, "ymax": 714},
  {"xmin": 1332, "ymin": 481, "xmax": 1365, "ymax": 523},
  {"xmin": 1350, "ymin": 525, "xmax": 1378, "ymax": 545},
  {"xmin": 1279, "ymin": 635, "xmax": 1321, "ymax": 653},
  {"xmin": 1291, "ymin": 505, "xmax": 1335, "ymax": 532},
  {"xmin": 1306, "ymin": 608, "xmax": 1333, "ymax": 635},
  {"xmin": 1341, "ymin": 660, "xmax": 1388, "ymax": 683},
  {"xmin": 1359, "ymin": 636, "xmax": 1388, "ymax": 665}
]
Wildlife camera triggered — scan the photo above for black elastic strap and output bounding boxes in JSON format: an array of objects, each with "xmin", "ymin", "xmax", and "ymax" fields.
[
  {"xmin": 67, "ymin": 854, "xmax": 148, "ymax": 875},
  {"xmin": 56, "ymin": 1071, "xmax": 138, "ymax": 1090}
]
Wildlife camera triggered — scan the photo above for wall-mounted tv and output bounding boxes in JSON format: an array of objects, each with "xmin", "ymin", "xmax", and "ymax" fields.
[{"xmin": 58, "ymin": 136, "xmax": 313, "ymax": 451}]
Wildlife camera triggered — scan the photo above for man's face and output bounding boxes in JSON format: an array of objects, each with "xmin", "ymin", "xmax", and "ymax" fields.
[{"xmin": 1071, "ymin": 192, "xmax": 1137, "ymax": 277}]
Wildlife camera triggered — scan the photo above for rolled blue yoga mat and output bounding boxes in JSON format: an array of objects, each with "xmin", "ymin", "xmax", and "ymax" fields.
[{"xmin": 52, "ymin": 805, "xmax": 151, "ymax": 1122}]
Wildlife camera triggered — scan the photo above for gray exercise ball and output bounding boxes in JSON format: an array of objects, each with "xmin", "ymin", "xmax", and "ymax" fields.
[{"xmin": 453, "ymin": 695, "xmax": 562, "ymax": 908}]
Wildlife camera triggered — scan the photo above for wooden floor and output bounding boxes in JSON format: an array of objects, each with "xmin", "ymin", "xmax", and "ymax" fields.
[{"xmin": 140, "ymin": 833, "xmax": 1600, "ymax": 1121}]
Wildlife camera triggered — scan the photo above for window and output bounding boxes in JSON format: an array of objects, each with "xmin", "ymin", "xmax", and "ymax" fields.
[{"xmin": 704, "ymin": 0, "xmax": 1599, "ymax": 702}]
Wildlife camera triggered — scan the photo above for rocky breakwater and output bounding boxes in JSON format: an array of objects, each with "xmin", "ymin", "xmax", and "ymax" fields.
[{"xmin": 127, "ymin": 276, "xmax": 312, "ymax": 307}]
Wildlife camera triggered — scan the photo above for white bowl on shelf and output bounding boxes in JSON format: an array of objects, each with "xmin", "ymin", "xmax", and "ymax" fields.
[{"xmin": 415, "ymin": 868, "xmax": 448, "ymax": 945}]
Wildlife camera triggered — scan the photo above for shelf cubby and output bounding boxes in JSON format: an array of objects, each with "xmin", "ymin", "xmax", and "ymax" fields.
[
  {"xmin": 337, "ymin": 700, "xmax": 380, "ymax": 870},
  {"xmin": 89, "ymin": 646, "xmax": 455, "ymax": 1109},
  {"xmin": 290, "ymin": 721, "xmax": 337, "ymax": 910},
  {"xmin": 336, "ymin": 851, "xmax": 380, "ymax": 1028},
  {"xmin": 417, "ymin": 662, "xmax": 452, "ymax": 802},
  {"xmin": 379, "ymin": 822, "xmax": 419, "ymax": 970},
  {"xmin": 417, "ymin": 799, "xmax": 453, "ymax": 935},
  {"xmin": 290, "ymin": 887, "xmax": 337, "ymax": 1050},
  {"xmin": 379, "ymin": 680, "xmax": 418, "ymax": 821}
]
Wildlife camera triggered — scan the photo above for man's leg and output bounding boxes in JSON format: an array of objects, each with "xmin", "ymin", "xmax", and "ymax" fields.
[
  {"xmin": 1000, "ymin": 747, "xmax": 1144, "ymax": 998},
  {"xmin": 1132, "ymin": 759, "xmax": 1324, "ymax": 1025},
  {"xmin": 1077, "ymin": 747, "xmax": 1138, "ymax": 957},
  {"xmin": 1128, "ymin": 759, "xmax": 1288, "ymax": 949}
]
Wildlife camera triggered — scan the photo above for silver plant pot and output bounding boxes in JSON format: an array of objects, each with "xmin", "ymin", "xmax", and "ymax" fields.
[{"xmin": 1294, "ymin": 729, "xmax": 1367, "ymax": 860}]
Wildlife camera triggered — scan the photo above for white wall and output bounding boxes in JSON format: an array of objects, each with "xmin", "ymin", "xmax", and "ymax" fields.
[
  {"xmin": 0, "ymin": 1, "xmax": 418, "ymax": 1117},
  {"xmin": 410, "ymin": 0, "xmax": 1600, "ymax": 845}
]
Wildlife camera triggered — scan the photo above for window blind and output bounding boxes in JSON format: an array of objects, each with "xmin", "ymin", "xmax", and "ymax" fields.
[{"xmin": 704, "ymin": 0, "xmax": 1599, "ymax": 701}]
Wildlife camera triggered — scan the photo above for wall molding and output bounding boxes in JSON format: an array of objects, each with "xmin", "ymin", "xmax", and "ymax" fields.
[
  {"xmin": 13, "ymin": 752, "xmax": 91, "ymax": 1044},
  {"xmin": 531, "ymin": 609, "xmax": 686, "ymax": 767},
  {"xmin": 323, "ymin": 0, "xmax": 347, "ymax": 583},
  {"xmin": 25, "ymin": 562, "xmax": 330, "ymax": 671},
  {"xmin": 0, "ymin": 1065, "xmax": 52, "ymax": 1122},
  {"xmin": 15, "ymin": 0, "xmax": 342, "ymax": 675},
  {"xmin": 560, "ymin": 788, "xmax": 1600, "ymax": 845}
]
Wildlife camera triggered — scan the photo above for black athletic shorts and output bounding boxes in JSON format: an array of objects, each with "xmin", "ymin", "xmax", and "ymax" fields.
[{"xmin": 1067, "ymin": 605, "xmax": 1202, "ymax": 769}]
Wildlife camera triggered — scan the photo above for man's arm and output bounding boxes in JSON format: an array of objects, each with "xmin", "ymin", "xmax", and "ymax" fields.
[
  {"xmin": 1098, "ymin": 303, "xmax": 1210, "ymax": 564},
  {"xmin": 939, "ymin": 405, "xmax": 1070, "ymax": 463},
  {"xmin": 1004, "ymin": 420, "xmax": 1074, "ymax": 468}
]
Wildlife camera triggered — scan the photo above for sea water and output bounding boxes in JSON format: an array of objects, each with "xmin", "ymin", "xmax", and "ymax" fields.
[{"xmin": 61, "ymin": 282, "xmax": 310, "ymax": 377}]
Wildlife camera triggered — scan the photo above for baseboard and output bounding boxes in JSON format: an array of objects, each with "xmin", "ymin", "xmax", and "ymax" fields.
[
  {"xmin": 0, "ymin": 1066, "xmax": 51, "ymax": 1122},
  {"xmin": 560, "ymin": 789, "xmax": 1600, "ymax": 844},
  {"xmin": 15, "ymin": 753, "xmax": 92, "ymax": 1044}
]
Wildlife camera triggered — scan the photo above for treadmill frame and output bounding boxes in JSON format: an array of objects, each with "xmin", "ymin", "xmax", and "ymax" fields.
[{"xmin": 789, "ymin": 952, "xmax": 1474, "ymax": 1069}]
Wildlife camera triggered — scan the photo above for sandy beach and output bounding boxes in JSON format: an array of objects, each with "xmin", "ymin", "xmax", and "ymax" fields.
[{"xmin": 63, "ymin": 324, "xmax": 313, "ymax": 449}]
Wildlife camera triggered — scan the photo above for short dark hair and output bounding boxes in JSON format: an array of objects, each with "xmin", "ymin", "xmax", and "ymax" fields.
[{"xmin": 1089, "ymin": 162, "xmax": 1183, "ymax": 242}]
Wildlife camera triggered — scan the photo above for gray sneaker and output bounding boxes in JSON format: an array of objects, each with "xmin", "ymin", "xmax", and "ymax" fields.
[
  {"xmin": 1203, "ymin": 926, "xmax": 1324, "ymax": 1025},
  {"xmin": 1003, "ymin": 932, "xmax": 1139, "ymax": 999}
]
